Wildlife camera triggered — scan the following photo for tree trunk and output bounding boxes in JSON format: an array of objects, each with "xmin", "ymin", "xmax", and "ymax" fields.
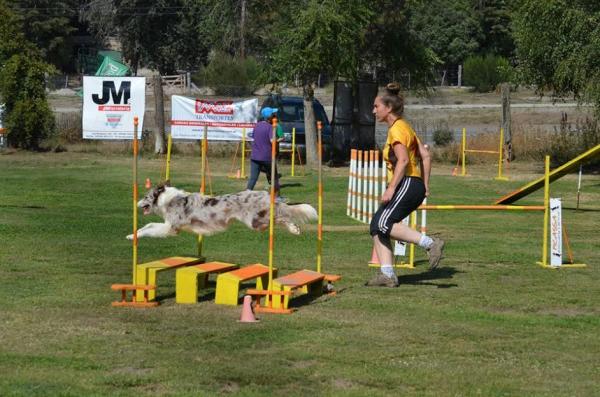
[
  {"xmin": 501, "ymin": 83, "xmax": 513, "ymax": 161},
  {"xmin": 303, "ymin": 83, "xmax": 318, "ymax": 167},
  {"xmin": 153, "ymin": 75, "xmax": 167, "ymax": 154},
  {"xmin": 240, "ymin": 0, "xmax": 246, "ymax": 58}
]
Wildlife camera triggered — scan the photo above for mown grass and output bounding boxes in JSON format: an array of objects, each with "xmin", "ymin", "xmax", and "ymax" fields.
[{"xmin": 0, "ymin": 151, "xmax": 599, "ymax": 396}]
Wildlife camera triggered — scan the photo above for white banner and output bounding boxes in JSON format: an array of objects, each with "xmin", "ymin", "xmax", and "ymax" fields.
[
  {"xmin": 550, "ymin": 198, "xmax": 562, "ymax": 267},
  {"xmin": 82, "ymin": 76, "xmax": 146, "ymax": 140},
  {"xmin": 171, "ymin": 95, "xmax": 257, "ymax": 140}
]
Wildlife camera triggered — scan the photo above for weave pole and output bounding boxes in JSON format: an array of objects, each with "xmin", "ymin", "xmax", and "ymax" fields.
[
  {"xmin": 317, "ymin": 121, "xmax": 324, "ymax": 273},
  {"xmin": 165, "ymin": 133, "xmax": 173, "ymax": 180},
  {"xmin": 267, "ymin": 117, "xmax": 278, "ymax": 294},
  {"xmin": 197, "ymin": 126, "xmax": 208, "ymax": 257},
  {"xmin": 132, "ymin": 117, "xmax": 139, "ymax": 286}
]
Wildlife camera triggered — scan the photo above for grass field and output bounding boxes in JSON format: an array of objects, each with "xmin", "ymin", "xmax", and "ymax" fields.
[{"xmin": 1, "ymin": 151, "xmax": 599, "ymax": 396}]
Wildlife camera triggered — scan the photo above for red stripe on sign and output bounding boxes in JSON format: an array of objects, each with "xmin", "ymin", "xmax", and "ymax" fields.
[
  {"xmin": 170, "ymin": 120, "xmax": 256, "ymax": 128},
  {"xmin": 98, "ymin": 106, "xmax": 131, "ymax": 111}
]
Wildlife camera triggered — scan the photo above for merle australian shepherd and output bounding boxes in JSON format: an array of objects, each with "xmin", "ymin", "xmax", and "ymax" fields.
[{"xmin": 126, "ymin": 181, "xmax": 317, "ymax": 240}]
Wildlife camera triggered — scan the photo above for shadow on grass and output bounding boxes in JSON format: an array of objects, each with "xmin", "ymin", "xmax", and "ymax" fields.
[
  {"xmin": 0, "ymin": 204, "xmax": 45, "ymax": 209},
  {"xmin": 280, "ymin": 182, "xmax": 304, "ymax": 189},
  {"xmin": 398, "ymin": 266, "xmax": 461, "ymax": 288},
  {"xmin": 563, "ymin": 206, "xmax": 600, "ymax": 212}
]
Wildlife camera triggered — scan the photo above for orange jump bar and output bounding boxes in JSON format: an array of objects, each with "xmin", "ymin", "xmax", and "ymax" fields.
[{"xmin": 419, "ymin": 205, "xmax": 544, "ymax": 211}]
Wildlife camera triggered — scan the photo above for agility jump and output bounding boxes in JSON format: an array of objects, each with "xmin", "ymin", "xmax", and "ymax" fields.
[
  {"xmin": 348, "ymin": 150, "xmax": 587, "ymax": 269},
  {"xmin": 456, "ymin": 127, "xmax": 509, "ymax": 180}
]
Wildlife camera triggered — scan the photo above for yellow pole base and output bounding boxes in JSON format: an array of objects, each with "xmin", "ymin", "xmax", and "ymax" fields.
[
  {"xmin": 495, "ymin": 176, "xmax": 509, "ymax": 181},
  {"xmin": 536, "ymin": 262, "xmax": 587, "ymax": 269}
]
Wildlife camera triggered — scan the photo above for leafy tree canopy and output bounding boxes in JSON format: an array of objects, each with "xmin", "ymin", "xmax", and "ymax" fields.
[
  {"xmin": 513, "ymin": 0, "xmax": 600, "ymax": 114},
  {"xmin": 8, "ymin": 0, "xmax": 78, "ymax": 70},
  {"xmin": 473, "ymin": 0, "xmax": 515, "ymax": 58},
  {"xmin": 409, "ymin": 0, "xmax": 482, "ymax": 65}
]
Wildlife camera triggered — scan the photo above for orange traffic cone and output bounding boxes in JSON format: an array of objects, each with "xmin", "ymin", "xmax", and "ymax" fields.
[
  {"xmin": 238, "ymin": 295, "xmax": 259, "ymax": 323},
  {"xmin": 451, "ymin": 167, "xmax": 458, "ymax": 176},
  {"xmin": 368, "ymin": 246, "xmax": 379, "ymax": 265},
  {"xmin": 145, "ymin": 178, "xmax": 152, "ymax": 189}
]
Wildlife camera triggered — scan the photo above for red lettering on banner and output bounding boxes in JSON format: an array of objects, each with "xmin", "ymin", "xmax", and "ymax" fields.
[
  {"xmin": 195, "ymin": 100, "xmax": 234, "ymax": 115},
  {"xmin": 171, "ymin": 120, "xmax": 255, "ymax": 128},
  {"xmin": 98, "ymin": 105, "xmax": 131, "ymax": 111}
]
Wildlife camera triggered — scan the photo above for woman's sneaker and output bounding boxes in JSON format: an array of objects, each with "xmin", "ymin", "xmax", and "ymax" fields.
[
  {"xmin": 365, "ymin": 273, "xmax": 398, "ymax": 288},
  {"xmin": 428, "ymin": 238, "xmax": 445, "ymax": 269}
]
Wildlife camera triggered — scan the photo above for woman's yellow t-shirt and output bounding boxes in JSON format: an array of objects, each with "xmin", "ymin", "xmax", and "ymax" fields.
[{"xmin": 383, "ymin": 119, "xmax": 421, "ymax": 182}]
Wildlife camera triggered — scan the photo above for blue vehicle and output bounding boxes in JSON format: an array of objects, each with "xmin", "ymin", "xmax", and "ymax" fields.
[{"xmin": 260, "ymin": 95, "xmax": 332, "ymax": 159}]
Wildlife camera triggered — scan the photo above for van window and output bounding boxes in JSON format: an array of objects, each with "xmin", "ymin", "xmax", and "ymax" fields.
[{"xmin": 281, "ymin": 104, "xmax": 302, "ymax": 122}]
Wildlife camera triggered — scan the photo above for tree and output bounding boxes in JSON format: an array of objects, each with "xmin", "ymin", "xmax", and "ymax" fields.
[
  {"xmin": 0, "ymin": 1, "xmax": 55, "ymax": 150},
  {"xmin": 473, "ymin": 0, "xmax": 515, "ymax": 58},
  {"xmin": 513, "ymin": 0, "xmax": 600, "ymax": 115},
  {"xmin": 409, "ymin": 0, "xmax": 482, "ymax": 66},
  {"xmin": 81, "ymin": 0, "xmax": 212, "ymax": 75},
  {"xmin": 9, "ymin": 0, "xmax": 78, "ymax": 71},
  {"xmin": 269, "ymin": 0, "xmax": 374, "ymax": 166},
  {"xmin": 364, "ymin": 0, "xmax": 440, "ymax": 89}
]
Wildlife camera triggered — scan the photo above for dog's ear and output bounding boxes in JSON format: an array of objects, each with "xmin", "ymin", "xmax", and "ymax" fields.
[{"xmin": 156, "ymin": 180, "xmax": 170, "ymax": 191}]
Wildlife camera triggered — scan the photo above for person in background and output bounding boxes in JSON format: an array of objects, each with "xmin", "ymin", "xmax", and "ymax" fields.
[
  {"xmin": 246, "ymin": 107, "xmax": 285, "ymax": 201},
  {"xmin": 367, "ymin": 83, "xmax": 445, "ymax": 288}
]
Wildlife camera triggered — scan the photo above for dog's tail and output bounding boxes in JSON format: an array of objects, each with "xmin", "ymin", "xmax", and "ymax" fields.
[{"xmin": 285, "ymin": 203, "xmax": 318, "ymax": 223}]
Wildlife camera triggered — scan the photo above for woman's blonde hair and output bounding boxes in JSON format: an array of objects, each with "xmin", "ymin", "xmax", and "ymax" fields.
[{"xmin": 379, "ymin": 82, "xmax": 404, "ymax": 117}]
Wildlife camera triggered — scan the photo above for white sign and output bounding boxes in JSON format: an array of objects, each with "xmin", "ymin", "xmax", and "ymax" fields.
[
  {"xmin": 171, "ymin": 95, "xmax": 257, "ymax": 140},
  {"xmin": 82, "ymin": 76, "xmax": 146, "ymax": 140},
  {"xmin": 550, "ymin": 198, "xmax": 562, "ymax": 267},
  {"xmin": 393, "ymin": 216, "xmax": 411, "ymax": 256}
]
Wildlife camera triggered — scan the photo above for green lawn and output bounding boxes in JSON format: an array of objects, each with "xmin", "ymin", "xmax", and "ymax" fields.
[{"xmin": 1, "ymin": 151, "xmax": 598, "ymax": 396}]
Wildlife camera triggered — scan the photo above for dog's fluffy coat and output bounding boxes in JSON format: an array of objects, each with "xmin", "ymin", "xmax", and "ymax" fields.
[{"xmin": 126, "ymin": 183, "xmax": 317, "ymax": 240}]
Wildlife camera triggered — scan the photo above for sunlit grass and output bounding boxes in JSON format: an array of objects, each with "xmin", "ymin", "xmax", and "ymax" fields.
[{"xmin": 1, "ymin": 151, "xmax": 598, "ymax": 396}]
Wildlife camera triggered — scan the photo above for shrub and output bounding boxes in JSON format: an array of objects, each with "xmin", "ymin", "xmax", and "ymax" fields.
[
  {"xmin": 193, "ymin": 52, "xmax": 262, "ymax": 96},
  {"xmin": 549, "ymin": 117, "xmax": 600, "ymax": 168},
  {"xmin": 433, "ymin": 128, "xmax": 454, "ymax": 147},
  {"xmin": 0, "ymin": 52, "xmax": 55, "ymax": 150},
  {"xmin": 463, "ymin": 54, "xmax": 513, "ymax": 92}
]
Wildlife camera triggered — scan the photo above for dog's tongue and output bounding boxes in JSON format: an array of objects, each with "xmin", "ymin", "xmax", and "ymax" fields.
[{"xmin": 143, "ymin": 208, "xmax": 151, "ymax": 215}]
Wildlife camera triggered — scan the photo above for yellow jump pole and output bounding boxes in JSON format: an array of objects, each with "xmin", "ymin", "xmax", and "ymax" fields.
[
  {"xmin": 317, "ymin": 121, "xmax": 323, "ymax": 273},
  {"xmin": 461, "ymin": 127, "xmax": 467, "ymax": 176},
  {"xmin": 165, "ymin": 133, "xmax": 173, "ymax": 180},
  {"xmin": 291, "ymin": 127, "xmax": 296, "ymax": 177},
  {"xmin": 198, "ymin": 125, "xmax": 208, "ymax": 257},
  {"xmin": 541, "ymin": 155, "xmax": 550, "ymax": 267},
  {"xmin": 267, "ymin": 117, "xmax": 278, "ymax": 301},
  {"xmin": 408, "ymin": 211, "xmax": 416, "ymax": 268},
  {"xmin": 495, "ymin": 128, "xmax": 509, "ymax": 181},
  {"xmin": 419, "ymin": 204, "xmax": 545, "ymax": 211},
  {"xmin": 132, "ymin": 117, "xmax": 139, "ymax": 287}
]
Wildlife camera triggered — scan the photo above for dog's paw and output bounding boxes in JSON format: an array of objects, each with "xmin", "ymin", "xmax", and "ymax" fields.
[
  {"xmin": 285, "ymin": 223, "xmax": 301, "ymax": 235},
  {"xmin": 126, "ymin": 234, "xmax": 134, "ymax": 240}
]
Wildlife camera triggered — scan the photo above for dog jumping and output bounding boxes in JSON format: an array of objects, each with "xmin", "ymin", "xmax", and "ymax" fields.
[{"xmin": 126, "ymin": 182, "xmax": 317, "ymax": 240}]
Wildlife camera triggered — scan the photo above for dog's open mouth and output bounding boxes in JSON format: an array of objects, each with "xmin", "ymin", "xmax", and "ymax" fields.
[{"xmin": 141, "ymin": 205, "xmax": 151, "ymax": 215}]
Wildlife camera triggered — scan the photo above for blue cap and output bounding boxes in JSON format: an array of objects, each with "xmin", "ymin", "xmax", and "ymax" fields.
[{"xmin": 261, "ymin": 107, "xmax": 278, "ymax": 119}]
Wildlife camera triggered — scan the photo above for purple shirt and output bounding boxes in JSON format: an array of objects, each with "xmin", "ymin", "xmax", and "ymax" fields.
[{"xmin": 250, "ymin": 121, "xmax": 275, "ymax": 161}]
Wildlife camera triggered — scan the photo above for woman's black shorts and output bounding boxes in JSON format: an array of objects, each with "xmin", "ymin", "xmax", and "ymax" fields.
[{"xmin": 369, "ymin": 176, "xmax": 426, "ymax": 238}]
